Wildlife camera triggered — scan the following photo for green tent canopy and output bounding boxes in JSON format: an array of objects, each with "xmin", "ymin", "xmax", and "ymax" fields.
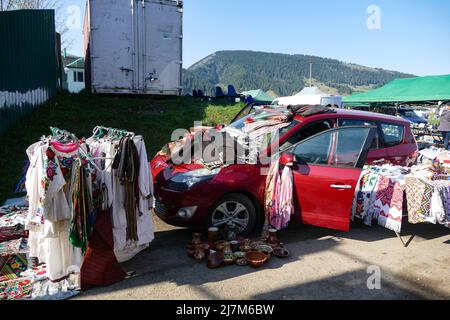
[
  {"xmin": 343, "ymin": 74, "xmax": 450, "ymax": 105},
  {"xmin": 241, "ymin": 89, "xmax": 275, "ymax": 103}
]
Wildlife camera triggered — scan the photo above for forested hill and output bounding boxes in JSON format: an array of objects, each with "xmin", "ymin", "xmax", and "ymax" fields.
[{"xmin": 182, "ymin": 50, "xmax": 415, "ymax": 96}]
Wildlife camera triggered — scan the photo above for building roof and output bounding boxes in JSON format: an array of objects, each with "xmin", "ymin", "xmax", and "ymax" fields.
[
  {"xmin": 62, "ymin": 54, "xmax": 84, "ymax": 69},
  {"xmin": 343, "ymin": 74, "xmax": 450, "ymax": 105}
]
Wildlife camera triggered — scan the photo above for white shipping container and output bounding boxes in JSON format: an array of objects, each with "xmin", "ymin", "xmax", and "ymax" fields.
[{"xmin": 83, "ymin": 0, "xmax": 183, "ymax": 95}]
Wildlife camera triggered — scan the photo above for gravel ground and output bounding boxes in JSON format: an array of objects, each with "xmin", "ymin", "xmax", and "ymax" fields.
[{"xmin": 74, "ymin": 213, "xmax": 450, "ymax": 300}]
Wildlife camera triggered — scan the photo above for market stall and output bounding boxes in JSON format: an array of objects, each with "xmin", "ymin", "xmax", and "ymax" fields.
[
  {"xmin": 0, "ymin": 126, "xmax": 155, "ymax": 300},
  {"xmin": 352, "ymin": 147, "xmax": 450, "ymax": 246}
]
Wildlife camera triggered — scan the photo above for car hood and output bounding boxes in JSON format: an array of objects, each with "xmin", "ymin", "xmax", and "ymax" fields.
[{"xmin": 150, "ymin": 153, "xmax": 205, "ymax": 184}]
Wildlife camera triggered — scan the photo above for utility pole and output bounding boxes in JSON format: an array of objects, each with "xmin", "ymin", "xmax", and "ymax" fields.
[{"xmin": 0, "ymin": 0, "xmax": 3, "ymax": 12}]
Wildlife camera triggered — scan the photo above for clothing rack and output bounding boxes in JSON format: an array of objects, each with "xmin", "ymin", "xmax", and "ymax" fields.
[
  {"xmin": 50, "ymin": 127, "xmax": 79, "ymax": 142},
  {"xmin": 91, "ymin": 126, "xmax": 135, "ymax": 140}
]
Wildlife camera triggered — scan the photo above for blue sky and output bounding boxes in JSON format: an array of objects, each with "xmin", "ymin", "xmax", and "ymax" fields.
[{"xmin": 62, "ymin": 0, "xmax": 450, "ymax": 76}]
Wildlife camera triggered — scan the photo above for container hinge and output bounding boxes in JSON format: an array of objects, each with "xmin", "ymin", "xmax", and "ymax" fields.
[
  {"xmin": 176, "ymin": 61, "xmax": 183, "ymax": 65},
  {"xmin": 177, "ymin": 8, "xmax": 183, "ymax": 13},
  {"xmin": 121, "ymin": 67, "xmax": 134, "ymax": 72}
]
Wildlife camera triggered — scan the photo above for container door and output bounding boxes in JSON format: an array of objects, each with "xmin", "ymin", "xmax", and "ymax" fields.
[
  {"xmin": 142, "ymin": 0, "xmax": 183, "ymax": 94},
  {"xmin": 89, "ymin": 0, "xmax": 136, "ymax": 93}
]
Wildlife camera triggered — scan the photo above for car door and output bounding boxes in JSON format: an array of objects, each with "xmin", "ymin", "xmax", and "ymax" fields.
[{"xmin": 288, "ymin": 126, "xmax": 375, "ymax": 231}]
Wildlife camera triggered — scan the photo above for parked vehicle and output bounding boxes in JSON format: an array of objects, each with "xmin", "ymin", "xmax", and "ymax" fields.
[
  {"xmin": 397, "ymin": 108, "xmax": 428, "ymax": 124},
  {"xmin": 151, "ymin": 107, "xmax": 418, "ymax": 235},
  {"xmin": 352, "ymin": 106, "xmax": 428, "ymax": 125}
]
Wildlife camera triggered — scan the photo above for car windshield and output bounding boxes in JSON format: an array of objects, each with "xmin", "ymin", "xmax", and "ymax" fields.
[{"xmin": 227, "ymin": 109, "xmax": 290, "ymax": 130}]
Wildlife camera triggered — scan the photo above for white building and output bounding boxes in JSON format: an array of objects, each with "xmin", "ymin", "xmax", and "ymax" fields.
[{"xmin": 63, "ymin": 55, "xmax": 85, "ymax": 93}]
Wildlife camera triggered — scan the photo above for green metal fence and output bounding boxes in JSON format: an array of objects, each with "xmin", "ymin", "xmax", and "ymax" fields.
[{"xmin": 0, "ymin": 9, "xmax": 57, "ymax": 135}]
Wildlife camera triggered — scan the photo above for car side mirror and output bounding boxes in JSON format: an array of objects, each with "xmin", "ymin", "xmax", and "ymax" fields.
[{"xmin": 280, "ymin": 153, "xmax": 294, "ymax": 167}]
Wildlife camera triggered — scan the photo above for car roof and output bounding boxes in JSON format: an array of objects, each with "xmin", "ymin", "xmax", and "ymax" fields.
[{"xmin": 293, "ymin": 108, "xmax": 409, "ymax": 124}]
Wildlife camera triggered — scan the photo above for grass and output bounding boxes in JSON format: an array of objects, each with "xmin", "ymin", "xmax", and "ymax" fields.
[{"xmin": 0, "ymin": 92, "xmax": 244, "ymax": 203}]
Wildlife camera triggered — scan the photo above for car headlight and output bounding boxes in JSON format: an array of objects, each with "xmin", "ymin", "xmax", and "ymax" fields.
[{"xmin": 166, "ymin": 168, "xmax": 220, "ymax": 191}]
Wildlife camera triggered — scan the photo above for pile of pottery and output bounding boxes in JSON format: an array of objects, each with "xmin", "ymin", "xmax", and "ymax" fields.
[{"xmin": 186, "ymin": 227, "xmax": 290, "ymax": 269}]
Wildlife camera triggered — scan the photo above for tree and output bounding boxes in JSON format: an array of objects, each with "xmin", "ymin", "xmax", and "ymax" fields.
[{"xmin": 1, "ymin": 0, "xmax": 74, "ymax": 49}]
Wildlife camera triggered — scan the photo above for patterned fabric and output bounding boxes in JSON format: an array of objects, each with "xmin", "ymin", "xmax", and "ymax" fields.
[
  {"xmin": 405, "ymin": 176, "xmax": 433, "ymax": 224},
  {"xmin": 0, "ymin": 206, "xmax": 28, "ymax": 225},
  {"xmin": 352, "ymin": 171, "xmax": 380, "ymax": 222},
  {"xmin": 430, "ymin": 180, "xmax": 450, "ymax": 228},
  {"xmin": 264, "ymin": 159, "xmax": 294, "ymax": 230},
  {"xmin": 0, "ymin": 224, "xmax": 28, "ymax": 243},
  {"xmin": 0, "ymin": 254, "xmax": 28, "ymax": 281},
  {"xmin": 375, "ymin": 176, "xmax": 405, "ymax": 233},
  {"xmin": 70, "ymin": 162, "xmax": 95, "ymax": 253},
  {"xmin": 0, "ymin": 238, "xmax": 29, "ymax": 255},
  {"xmin": 0, "ymin": 277, "xmax": 33, "ymax": 300}
]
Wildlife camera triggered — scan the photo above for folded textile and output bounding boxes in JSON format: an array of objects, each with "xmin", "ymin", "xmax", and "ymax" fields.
[
  {"xmin": 0, "ymin": 277, "xmax": 33, "ymax": 300},
  {"xmin": 0, "ymin": 254, "xmax": 28, "ymax": 281},
  {"xmin": 0, "ymin": 224, "xmax": 28, "ymax": 243},
  {"xmin": 0, "ymin": 238, "xmax": 29, "ymax": 256},
  {"xmin": 405, "ymin": 176, "xmax": 434, "ymax": 224},
  {"xmin": 0, "ymin": 209, "xmax": 28, "ymax": 227}
]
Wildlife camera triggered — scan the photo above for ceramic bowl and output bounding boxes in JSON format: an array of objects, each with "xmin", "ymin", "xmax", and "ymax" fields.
[
  {"xmin": 245, "ymin": 251, "xmax": 268, "ymax": 268},
  {"xmin": 273, "ymin": 247, "xmax": 290, "ymax": 258},
  {"xmin": 223, "ymin": 252, "xmax": 236, "ymax": 265},
  {"xmin": 236, "ymin": 257, "xmax": 248, "ymax": 266},
  {"xmin": 255, "ymin": 244, "xmax": 273, "ymax": 255},
  {"xmin": 250, "ymin": 241, "xmax": 266, "ymax": 250}
]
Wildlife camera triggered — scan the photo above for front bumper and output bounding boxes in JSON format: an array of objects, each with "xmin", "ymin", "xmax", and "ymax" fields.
[{"xmin": 153, "ymin": 183, "xmax": 219, "ymax": 228}]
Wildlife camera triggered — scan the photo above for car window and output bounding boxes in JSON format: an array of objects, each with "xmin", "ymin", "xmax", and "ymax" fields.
[
  {"xmin": 293, "ymin": 127, "xmax": 372, "ymax": 168},
  {"xmin": 280, "ymin": 120, "xmax": 333, "ymax": 152},
  {"xmin": 338, "ymin": 118, "xmax": 381, "ymax": 149},
  {"xmin": 380, "ymin": 123, "xmax": 404, "ymax": 147},
  {"xmin": 262, "ymin": 120, "xmax": 298, "ymax": 152}
]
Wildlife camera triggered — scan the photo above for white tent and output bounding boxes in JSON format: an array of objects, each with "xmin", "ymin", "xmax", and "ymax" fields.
[{"xmin": 272, "ymin": 87, "xmax": 343, "ymax": 107}]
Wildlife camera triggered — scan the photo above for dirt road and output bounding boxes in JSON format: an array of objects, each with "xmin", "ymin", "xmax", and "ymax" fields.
[{"xmin": 75, "ymin": 213, "xmax": 450, "ymax": 300}]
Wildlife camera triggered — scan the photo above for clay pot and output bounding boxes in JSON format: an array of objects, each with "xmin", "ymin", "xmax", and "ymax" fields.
[
  {"xmin": 230, "ymin": 240, "xmax": 239, "ymax": 252},
  {"xmin": 267, "ymin": 228, "xmax": 279, "ymax": 245},
  {"xmin": 208, "ymin": 227, "xmax": 219, "ymax": 246},
  {"xmin": 186, "ymin": 244, "xmax": 196, "ymax": 257},
  {"xmin": 194, "ymin": 244, "xmax": 206, "ymax": 261},
  {"xmin": 207, "ymin": 250, "xmax": 224, "ymax": 269},
  {"xmin": 191, "ymin": 233, "xmax": 203, "ymax": 245},
  {"xmin": 239, "ymin": 239, "xmax": 252, "ymax": 252},
  {"xmin": 222, "ymin": 242, "xmax": 232, "ymax": 256}
]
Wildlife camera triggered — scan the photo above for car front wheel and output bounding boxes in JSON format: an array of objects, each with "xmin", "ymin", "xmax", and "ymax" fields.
[{"xmin": 209, "ymin": 193, "xmax": 257, "ymax": 236}]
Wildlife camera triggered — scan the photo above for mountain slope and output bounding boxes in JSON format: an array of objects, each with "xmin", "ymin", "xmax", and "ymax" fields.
[{"xmin": 182, "ymin": 50, "xmax": 415, "ymax": 96}]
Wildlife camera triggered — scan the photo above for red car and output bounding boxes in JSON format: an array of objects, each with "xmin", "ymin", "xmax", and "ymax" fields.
[{"xmin": 151, "ymin": 107, "xmax": 418, "ymax": 235}]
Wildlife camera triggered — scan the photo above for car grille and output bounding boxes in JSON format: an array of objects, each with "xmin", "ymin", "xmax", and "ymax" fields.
[{"xmin": 154, "ymin": 199, "xmax": 169, "ymax": 216}]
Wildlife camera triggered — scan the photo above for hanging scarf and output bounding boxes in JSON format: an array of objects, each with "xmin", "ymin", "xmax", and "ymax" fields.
[
  {"xmin": 70, "ymin": 161, "xmax": 95, "ymax": 254},
  {"xmin": 113, "ymin": 137, "xmax": 140, "ymax": 242},
  {"xmin": 263, "ymin": 159, "xmax": 294, "ymax": 231}
]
